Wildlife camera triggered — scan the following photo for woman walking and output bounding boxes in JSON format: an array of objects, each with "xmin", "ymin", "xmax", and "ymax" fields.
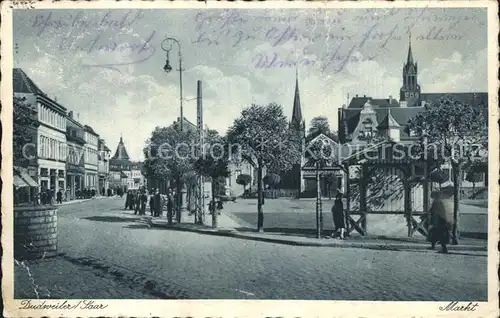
[
  {"xmin": 331, "ymin": 192, "xmax": 346, "ymax": 239},
  {"xmin": 428, "ymin": 186, "xmax": 454, "ymax": 253}
]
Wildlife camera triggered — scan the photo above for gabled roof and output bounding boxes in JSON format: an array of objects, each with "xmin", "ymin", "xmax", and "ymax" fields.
[
  {"xmin": 348, "ymin": 96, "xmax": 400, "ymax": 109},
  {"xmin": 13, "ymin": 68, "xmax": 46, "ymax": 95},
  {"xmin": 168, "ymin": 117, "xmax": 198, "ymax": 133},
  {"xmin": 377, "ymin": 109, "xmax": 401, "ymax": 129},
  {"xmin": 421, "ymin": 93, "xmax": 488, "ymax": 107},
  {"xmin": 343, "ymin": 107, "xmax": 424, "ymax": 137}
]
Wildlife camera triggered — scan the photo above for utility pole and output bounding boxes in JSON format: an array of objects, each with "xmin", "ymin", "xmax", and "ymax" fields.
[
  {"xmin": 316, "ymin": 161, "xmax": 323, "ymax": 239},
  {"xmin": 196, "ymin": 80, "xmax": 205, "ymax": 225}
]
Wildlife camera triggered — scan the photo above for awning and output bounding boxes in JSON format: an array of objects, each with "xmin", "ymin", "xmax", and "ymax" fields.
[
  {"xmin": 18, "ymin": 169, "xmax": 38, "ymax": 187},
  {"xmin": 14, "ymin": 175, "xmax": 29, "ymax": 188}
]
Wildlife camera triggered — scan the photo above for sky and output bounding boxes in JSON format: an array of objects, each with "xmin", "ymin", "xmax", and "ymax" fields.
[{"xmin": 13, "ymin": 7, "xmax": 487, "ymax": 161}]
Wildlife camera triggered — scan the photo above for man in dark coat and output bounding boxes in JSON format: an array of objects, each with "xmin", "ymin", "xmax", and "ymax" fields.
[
  {"xmin": 140, "ymin": 191, "xmax": 147, "ymax": 215},
  {"xmin": 125, "ymin": 190, "xmax": 130, "ymax": 209},
  {"xmin": 154, "ymin": 189, "xmax": 162, "ymax": 217},
  {"xmin": 134, "ymin": 191, "xmax": 140, "ymax": 215},
  {"xmin": 166, "ymin": 192, "xmax": 174, "ymax": 223},
  {"xmin": 149, "ymin": 190, "xmax": 155, "ymax": 216},
  {"xmin": 331, "ymin": 192, "xmax": 346, "ymax": 239},
  {"xmin": 56, "ymin": 189, "xmax": 63, "ymax": 204}
]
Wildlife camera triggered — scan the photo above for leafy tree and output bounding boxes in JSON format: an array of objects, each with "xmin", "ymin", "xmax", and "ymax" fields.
[
  {"xmin": 227, "ymin": 103, "xmax": 302, "ymax": 232},
  {"xmin": 236, "ymin": 174, "xmax": 252, "ymax": 192},
  {"xmin": 306, "ymin": 116, "xmax": 338, "ymax": 142},
  {"xmin": 407, "ymin": 96, "xmax": 487, "ymax": 244},
  {"xmin": 194, "ymin": 133, "xmax": 230, "ymax": 228},
  {"xmin": 465, "ymin": 161, "xmax": 485, "ymax": 196},
  {"xmin": 144, "ymin": 125, "xmax": 197, "ymax": 223},
  {"xmin": 13, "ymin": 96, "xmax": 38, "ymax": 166}
]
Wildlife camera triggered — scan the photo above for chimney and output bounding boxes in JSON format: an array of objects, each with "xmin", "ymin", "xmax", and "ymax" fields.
[
  {"xmin": 355, "ymin": 94, "xmax": 358, "ymax": 97},
  {"xmin": 389, "ymin": 95, "xmax": 393, "ymax": 102},
  {"xmin": 363, "ymin": 95, "xmax": 366, "ymax": 98},
  {"xmin": 68, "ymin": 111, "xmax": 73, "ymax": 118},
  {"xmin": 54, "ymin": 96, "xmax": 58, "ymax": 102}
]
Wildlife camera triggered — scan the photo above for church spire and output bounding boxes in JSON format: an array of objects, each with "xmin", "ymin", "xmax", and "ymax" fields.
[
  {"xmin": 406, "ymin": 32, "xmax": 414, "ymax": 65},
  {"xmin": 112, "ymin": 135, "xmax": 130, "ymax": 160},
  {"xmin": 291, "ymin": 67, "xmax": 302, "ymax": 124}
]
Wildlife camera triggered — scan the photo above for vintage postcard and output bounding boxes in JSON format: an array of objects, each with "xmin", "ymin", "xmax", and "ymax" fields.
[{"xmin": 1, "ymin": 0, "xmax": 499, "ymax": 317}]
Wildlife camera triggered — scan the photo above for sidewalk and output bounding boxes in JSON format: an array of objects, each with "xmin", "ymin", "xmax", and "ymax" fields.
[
  {"xmin": 57, "ymin": 195, "xmax": 114, "ymax": 206},
  {"xmin": 148, "ymin": 212, "xmax": 487, "ymax": 252}
]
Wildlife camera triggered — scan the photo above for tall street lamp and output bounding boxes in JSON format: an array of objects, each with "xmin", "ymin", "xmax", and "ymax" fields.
[{"xmin": 161, "ymin": 37, "xmax": 184, "ymax": 132}]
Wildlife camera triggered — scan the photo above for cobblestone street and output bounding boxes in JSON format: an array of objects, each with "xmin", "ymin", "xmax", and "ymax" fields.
[{"xmin": 16, "ymin": 197, "xmax": 488, "ymax": 300}]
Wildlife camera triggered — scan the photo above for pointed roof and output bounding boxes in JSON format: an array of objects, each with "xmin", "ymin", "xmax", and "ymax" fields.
[
  {"xmin": 406, "ymin": 33, "xmax": 414, "ymax": 65},
  {"xmin": 291, "ymin": 68, "xmax": 302, "ymax": 124},
  {"xmin": 111, "ymin": 136, "xmax": 131, "ymax": 160},
  {"xmin": 13, "ymin": 68, "xmax": 46, "ymax": 95},
  {"xmin": 377, "ymin": 109, "xmax": 401, "ymax": 129}
]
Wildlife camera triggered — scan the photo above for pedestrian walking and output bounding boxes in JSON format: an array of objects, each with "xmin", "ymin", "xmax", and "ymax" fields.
[
  {"xmin": 428, "ymin": 186, "xmax": 454, "ymax": 254},
  {"xmin": 149, "ymin": 190, "xmax": 155, "ymax": 216},
  {"xmin": 154, "ymin": 189, "xmax": 162, "ymax": 217},
  {"xmin": 56, "ymin": 189, "xmax": 63, "ymax": 204},
  {"xmin": 125, "ymin": 190, "xmax": 130, "ymax": 209},
  {"xmin": 331, "ymin": 192, "xmax": 346, "ymax": 239},
  {"xmin": 48, "ymin": 188, "xmax": 55, "ymax": 205},
  {"xmin": 140, "ymin": 191, "xmax": 147, "ymax": 215},
  {"xmin": 134, "ymin": 191, "xmax": 140, "ymax": 215},
  {"xmin": 166, "ymin": 192, "xmax": 173, "ymax": 222}
]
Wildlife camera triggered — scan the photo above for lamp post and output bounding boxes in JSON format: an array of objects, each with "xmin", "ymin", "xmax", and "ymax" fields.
[
  {"xmin": 161, "ymin": 37, "xmax": 184, "ymax": 132},
  {"xmin": 161, "ymin": 36, "xmax": 187, "ymax": 221}
]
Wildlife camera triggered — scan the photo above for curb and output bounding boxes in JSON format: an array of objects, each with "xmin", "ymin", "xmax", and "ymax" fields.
[{"xmin": 149, "ymin": 222, "xmax": 487, "ymax": 252}]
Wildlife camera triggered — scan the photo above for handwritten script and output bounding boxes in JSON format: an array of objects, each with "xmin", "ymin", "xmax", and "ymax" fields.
[
  {"xmin": 29, "ymin": 10, "xmax": 156, "ymax": 73},
  {"xmin": 191, "ymin": 8, "xmax": 482, "ymax": 73},
  {"xmin": 19, "ymin": 300, "xmax": 108, "ymax": 310}
]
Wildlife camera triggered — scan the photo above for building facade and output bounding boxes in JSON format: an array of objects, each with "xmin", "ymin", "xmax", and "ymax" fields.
[
  {"xmin": 83, "ymin": 125, "xmax": 99, "ymax": 192},
  {"xmin": 98, "ymin": 138, "xmax": 111, "ymax": 195},
  {"xmin": 13, "ymin": 68, "xmax": 68, "ymax": 196},
  {"xmin": 65, "ymin": 111, "xmax": 86, "ymax": 199}
]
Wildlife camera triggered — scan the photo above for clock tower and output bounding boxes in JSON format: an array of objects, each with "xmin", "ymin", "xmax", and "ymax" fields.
[{"xmin": 400, "ymin": 34, "xmax": 421, "ymax": 107}]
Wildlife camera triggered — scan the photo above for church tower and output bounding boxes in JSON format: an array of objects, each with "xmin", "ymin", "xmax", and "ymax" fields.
[
  {"xmin": 112, "ymin": 135, "xmax": 131, "ymax": 161},
  {"xmin": 282, "ymin": 68, "xmax": 306, "ymax": 195},
  {"xmin": 400, "ymin": 34, "xmax": 421, "ymax": 107},
  {"xmin": 290, "ymin": 68, "xmax": 306, "ymax": 136}
]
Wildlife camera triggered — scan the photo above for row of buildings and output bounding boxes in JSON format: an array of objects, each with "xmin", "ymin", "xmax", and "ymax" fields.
[{"xmin": 13, "ymin": 68, "xmax": 145, "ymax": 202}]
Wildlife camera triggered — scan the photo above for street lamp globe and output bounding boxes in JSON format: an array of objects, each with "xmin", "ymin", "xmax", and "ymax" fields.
[{"xmin": 163, "ymin": 59, "xmax": 172, "ymax": 73}]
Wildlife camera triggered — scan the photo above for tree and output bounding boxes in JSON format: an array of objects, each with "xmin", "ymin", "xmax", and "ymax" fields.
[
  {"xmin": 407, "ymin": 96, "xmax": 487, "ymax": 244},
  {"xmin": 227, "ymin": 103, "xmax": 302, "ymax": 232},
  {"xmin": 465, "ymin": 161, "xmax": 485, "ymax": 196},
  {"xmin": 307, "ymin": 116, "xmax": 338, "ymax": 142},
  {"xmin": 13, "ymin": 96, "xmax": 38, "ymax": 166},
  {"xmin": 194, "ymin": 132, "xmax": 230, "ymax": 228},
  {"xmin": 236, "ymin": 174, "xmax": 252, "ymax": 193},
  {"xmin": 144, "ymin": 125, "xmax": 197, "ymax": 223}
]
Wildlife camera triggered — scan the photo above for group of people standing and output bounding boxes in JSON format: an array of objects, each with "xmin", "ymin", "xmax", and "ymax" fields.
[
  {"xmin": 330, "ymin": 187, "xmax": 454, "ymax": 253},
  {"xmin": 124, "ymin": 188, "xmax": 174, "ymax": 218}
]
